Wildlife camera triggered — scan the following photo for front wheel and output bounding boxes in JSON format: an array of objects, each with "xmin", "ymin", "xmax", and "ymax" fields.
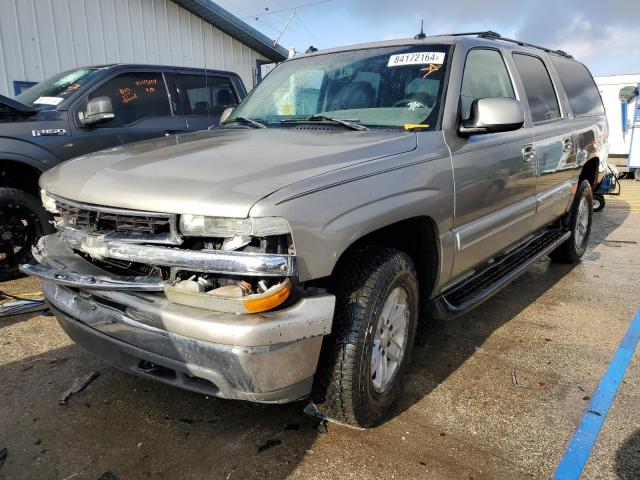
[
  {"xmin": 312, "ymin": 248, "xmax": 419, "ymax": 427},
  {"xmin": 0, "ymin": 187, "xmax": 54, "ymax": 280},
  {"xmin": 549, "ymin": 179, "xmax": 593, "ymax": 263}
]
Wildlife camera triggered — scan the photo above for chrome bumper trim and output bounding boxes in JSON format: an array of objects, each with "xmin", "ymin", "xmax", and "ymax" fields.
[
  {"xmin": 20, "ymin": 263, "xmax": 165, "ymax": 291},
  {"xmin": 58, "ymin": 229, "xmax": 296, "ymax": 277}
]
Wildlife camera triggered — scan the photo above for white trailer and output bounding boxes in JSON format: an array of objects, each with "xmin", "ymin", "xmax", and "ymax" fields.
[{"xmin": 595, "ymin": 74, "xmax": 640, "ymax": 178}]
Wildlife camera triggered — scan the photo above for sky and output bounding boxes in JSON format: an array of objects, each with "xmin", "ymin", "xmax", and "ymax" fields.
[{"xmin": 215, "ymin": 0, "xmax": 638, "ymax": 76}]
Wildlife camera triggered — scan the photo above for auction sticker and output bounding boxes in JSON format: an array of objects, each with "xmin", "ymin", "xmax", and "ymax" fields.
[
  {"xmin": 33, "ymin": 97, "xmax": 64, "ymax": 106},
  {"xmin": 388, "ymin": 52, "xmax": 445, "ymax": 67}
]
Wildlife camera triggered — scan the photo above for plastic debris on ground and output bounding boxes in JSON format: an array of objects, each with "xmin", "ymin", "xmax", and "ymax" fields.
[{"xmin": 59, "ymin": 371, "xmax": 100, "ymax": 406}]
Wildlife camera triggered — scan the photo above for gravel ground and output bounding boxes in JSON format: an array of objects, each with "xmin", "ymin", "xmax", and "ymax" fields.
[{"xmin": 1, "ymin": 180, "xmax": 639, "ymax": 480}]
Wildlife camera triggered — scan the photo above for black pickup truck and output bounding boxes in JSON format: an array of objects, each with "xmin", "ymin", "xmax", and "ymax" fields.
[{"xmin": 0, "ymin": 64, "xmax": 246, "ymax": 279}]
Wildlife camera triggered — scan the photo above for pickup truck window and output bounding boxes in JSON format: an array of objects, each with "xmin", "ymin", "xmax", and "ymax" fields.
[
  {"xmin": 86, "ymin": 72, "xmax": 171, "ymax": 127},
  {"xmin": 175, "ymin": 74, "xmax": 238, "ymax": 115},
  {"xmin": 460, "ymin": 49, "xmax": 515, "ymax": 120},
  {"xmin": 512, "ymin": 54, "xmax": 561, "ymax": 123},
  {"xmin": 14, "ymin": 68, "xmax": 103, "ymax": 111},
  {"xmin": 227, "ymin": 45, "xmax": 450, "ymax": 129},
  {"xmin": 550, "ymin": 56, "xmax": 604, "ymax": 117}
]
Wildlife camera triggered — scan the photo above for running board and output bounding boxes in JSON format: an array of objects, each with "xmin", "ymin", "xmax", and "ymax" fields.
[{"xmin": 428, "ymin": 229, "xmax": 570, "ymax": 320}]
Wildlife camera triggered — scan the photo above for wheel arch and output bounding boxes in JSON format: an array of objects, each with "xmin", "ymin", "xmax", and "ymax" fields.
[
  {"xmin": 0, "ymin": 159, "xmax": 45, "ymax": 196},
  {"xmin": 579, "ymin": 157, "xmax": 599, "ymax": 190},
  {"xmin": 327, "ymin": 216, "xmax": 441, "ymax": 313}
]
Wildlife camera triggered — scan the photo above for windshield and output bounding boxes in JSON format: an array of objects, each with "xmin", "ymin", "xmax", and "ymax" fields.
[
  {"xmin": 15, "ymin": 68, "xmax": 104, "ymax": 111},
  {"xmin": 228, "ymin": 44, "xmax": 450, "ymax": 129}
]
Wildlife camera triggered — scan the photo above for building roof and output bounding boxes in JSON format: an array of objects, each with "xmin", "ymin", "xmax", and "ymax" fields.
[{"xmin": 173, "ymin": 0, "xmax": 289, "ymax": 62}]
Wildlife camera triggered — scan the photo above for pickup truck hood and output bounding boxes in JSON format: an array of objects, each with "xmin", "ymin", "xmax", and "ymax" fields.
[
  {"xmin": 0, "ymin": 94, "xmax": 37, "ymax": 115},
  {"xmin": 41, "ymin": 128, "xmax": 417, "ymax": 217}
]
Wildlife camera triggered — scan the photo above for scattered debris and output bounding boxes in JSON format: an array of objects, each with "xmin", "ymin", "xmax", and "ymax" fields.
[
  {"xmin": 61, "ymin": 473, "xmax": 79, "ymax": 480},
  {"xmin": 583, "ymin": 396, "xmax": 591, "ymax": 401},
  {"xmin": 0, "ymin": 447, "xmax": 7, "ymax": 468},
  {"xmin": 257, "ymin": 438, "xmax": 281, "ymax": 453},
  {"xmin": 439, "ymin": 432, "xmax": 446, "ymax": 437},
  {"xmin": 59, "ymin": 371, "xmax": 100, "ymax": 405},
  {"xmin": 511, "ymin": 371, "xmax": 528, "ymax": 388},
  {"xmin": 137, "ymin": 442, "xmax": 143, "ymax": 448}
]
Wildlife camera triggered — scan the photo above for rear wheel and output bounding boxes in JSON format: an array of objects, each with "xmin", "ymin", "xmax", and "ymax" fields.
[
  {"xmin": 0, "ymin": 187, "xmax": 54, "ymax": 280},
  {"xmin": 312, "ymin": 248, "xmax": 419, "ymax": 427},
  {"xmin": 549, "ymin": 179, "xmax": 593, "ymax": 263}
]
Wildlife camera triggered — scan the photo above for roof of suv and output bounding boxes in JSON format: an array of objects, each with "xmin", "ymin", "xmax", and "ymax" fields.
[{"xmin": 300, "ymin": 32, "xmax": 573, "ymax": 60}]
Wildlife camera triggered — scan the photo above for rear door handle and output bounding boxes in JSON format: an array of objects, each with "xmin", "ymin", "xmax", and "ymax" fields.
[{"xmin": 522, "ymin": 144, "xmax": 536, "ymax": 162}]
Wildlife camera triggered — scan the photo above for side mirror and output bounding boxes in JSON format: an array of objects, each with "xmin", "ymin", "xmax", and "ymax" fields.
[
  {"xmin": 219, "ymin": 107, "xmax": 234, "ymax": 124},
  {"xmin": 79, "ymin": 96, "xmax": 114, "ymax": 126},
  {"xmin": 459, "ymin": 97, "xmax": 524, "ymax": 136}
]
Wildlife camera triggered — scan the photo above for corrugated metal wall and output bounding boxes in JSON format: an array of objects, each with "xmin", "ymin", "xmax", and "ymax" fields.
[{"xmin": 0, "ymin": 0, "xmax": 269, "ymax": 96}]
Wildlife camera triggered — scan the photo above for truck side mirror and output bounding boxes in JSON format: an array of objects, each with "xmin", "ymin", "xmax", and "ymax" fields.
[
  {"xmin": 219, "ymin": 107, "xmax": 234, "ymax": 124},
  {"xmin": 79, "ymin": 96, "xmax": 115, "ymax": 126},
  {"xmin": 459, "ymin": 97, "xmax": 524, "ymax": 136}
]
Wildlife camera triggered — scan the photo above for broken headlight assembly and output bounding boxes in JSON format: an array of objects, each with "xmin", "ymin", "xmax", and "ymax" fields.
[
  {"xmin": 178, "ymin": 215, "xmax": 291, "ymax": 238},
  {"xmin": 40, "ymin": 189, "xmax": 59, "ymax": 214},
  {"xmin": 168, "ymin": 215, "xmax": 296, "ymax": 314}
]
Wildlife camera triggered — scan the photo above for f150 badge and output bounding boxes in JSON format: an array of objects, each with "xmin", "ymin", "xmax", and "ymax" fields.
[{"xmin": 32, "ymin": 129, "xmax": 67, "ymax": 137}]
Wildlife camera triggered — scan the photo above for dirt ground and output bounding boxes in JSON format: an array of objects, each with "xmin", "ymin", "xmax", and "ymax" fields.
[{"xmin": 1, "ymin": 180, "xmax": 639, "ymax": 480}]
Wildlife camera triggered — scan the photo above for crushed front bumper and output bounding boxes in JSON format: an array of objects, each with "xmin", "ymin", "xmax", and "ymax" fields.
[{"xmin": 21, "ymin": 234, "xmax": 335, "ymax": 403}]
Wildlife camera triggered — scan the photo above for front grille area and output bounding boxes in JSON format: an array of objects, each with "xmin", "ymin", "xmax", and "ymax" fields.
[{"xmin": 56, "ymin": 199, "xmax": 172, "ymax": 235}]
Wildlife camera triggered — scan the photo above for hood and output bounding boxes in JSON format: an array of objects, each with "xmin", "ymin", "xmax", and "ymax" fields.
[
  {"xmin": 0, "ymin": 94, "xmax": 37, "ymax": 115},
  {"xmin": 41, "ymin": 128, "xmax": 417, "ymax": 218}
]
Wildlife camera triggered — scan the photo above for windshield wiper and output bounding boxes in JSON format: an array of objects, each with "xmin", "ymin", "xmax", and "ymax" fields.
[
  {"xmin": 281, "ymin": 115, "xmax": 369, "ymax": 131},
  {"xmin": 221, "ymin": 116, "xmax": 266, "ymax": 128}
]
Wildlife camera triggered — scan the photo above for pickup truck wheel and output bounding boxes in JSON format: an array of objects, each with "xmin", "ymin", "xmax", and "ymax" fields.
[
  {"xmin": 549, "ymin": 179, "xmax": 593, "ymax": 263},
  {"xmin": 0, "ymin": 187, "xmax": 54, "ymax": 280},
  {"xmin": 312, "ymin": 248, "xmax": 418, "ymax": 427}
]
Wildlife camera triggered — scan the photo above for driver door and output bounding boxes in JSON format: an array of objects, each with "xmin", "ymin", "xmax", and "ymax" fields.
[{"xmin": 446, "ymin": 48, "xmax": 537, "ymax": 278}]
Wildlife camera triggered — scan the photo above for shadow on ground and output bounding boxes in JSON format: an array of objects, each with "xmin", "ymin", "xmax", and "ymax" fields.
[{"xmin": 616, "ymin": 429, "xmax": 640, "ymax": 480}]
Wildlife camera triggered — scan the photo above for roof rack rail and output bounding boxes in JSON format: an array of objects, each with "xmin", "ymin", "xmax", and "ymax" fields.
[
  {"xmin": 431, "ymin": 31, "xmax": 573, "ymax": 59},
  {"xmin": 432, "ymin": 31, "xmax": 502, "ymax": 38},
  {"xmin": 477, "ymin": 32, "xmax": 573, "ymax": 59}
]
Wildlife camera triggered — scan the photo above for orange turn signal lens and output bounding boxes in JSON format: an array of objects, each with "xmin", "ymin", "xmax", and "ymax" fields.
[{"xmin": 243, "ymin": 280, "xmax": 291, "ymax": 313}]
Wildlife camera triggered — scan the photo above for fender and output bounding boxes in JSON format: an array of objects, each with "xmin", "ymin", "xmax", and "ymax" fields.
[{"xmin": 0, "ymin": 137, "xmax": 61, "ymax": 172}]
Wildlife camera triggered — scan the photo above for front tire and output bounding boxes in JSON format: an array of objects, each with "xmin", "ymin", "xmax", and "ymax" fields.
[
  {"xmin": 312, "ymin": 248, "xmax": 419, "ymax": 428},
  {"xmin": 0, "ymin": 187, "xmax": 54, "ymax": 280},
  {"xmin": 549, "ymin": 179, "xmax": 593, "ymax": 263}
]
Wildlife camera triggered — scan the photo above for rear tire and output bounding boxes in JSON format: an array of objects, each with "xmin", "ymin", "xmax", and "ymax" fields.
[
  {"xmin": 0, "ymin": 187, "xmax": 54, "ymax": 281},
  {"xmin": 549, "ymin": 180, "xmax": 593, "ymax": 263},
  {"xmin": 312, "ymin": 248, "xmax": 419, "ymax": 427}
]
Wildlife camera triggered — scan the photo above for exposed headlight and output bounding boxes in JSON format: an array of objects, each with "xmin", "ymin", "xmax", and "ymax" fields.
[
  {"xmin": 179, "ymin": 215, "xmax": 291, "ymax": 237},
  {"xmin": 40, "ymin": 189, "xmax": 59, "ymax": 214}
]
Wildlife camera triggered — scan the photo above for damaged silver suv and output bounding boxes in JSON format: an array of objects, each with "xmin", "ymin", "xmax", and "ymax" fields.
[{"xmin": 23, "ymin": 32, "xmax": 608, "ymax": 427}]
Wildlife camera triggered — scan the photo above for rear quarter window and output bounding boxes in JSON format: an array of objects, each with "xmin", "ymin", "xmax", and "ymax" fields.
[{"xmin": 550, "ymin": 56, "xmax": 604, "ymax": 117}]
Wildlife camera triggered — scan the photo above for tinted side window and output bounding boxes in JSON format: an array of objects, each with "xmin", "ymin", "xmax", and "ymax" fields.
[
  {"xmin": 551, "ymin": 56, "xmax": 604, "ymax": 116},
  {"xmin": 512, "ymin": 54, "xmax": 561, "ymax": 123},
  {"xmin": 460, "ymin": 49, "xmax": 515, "ymax": 119},
  {"xmin": 87, "ymin": 72, "xmax": 171, "ymax": 127},
  {"xmin": 175, "ymin": 74, "xmax": 238, "ymax": 116}
]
